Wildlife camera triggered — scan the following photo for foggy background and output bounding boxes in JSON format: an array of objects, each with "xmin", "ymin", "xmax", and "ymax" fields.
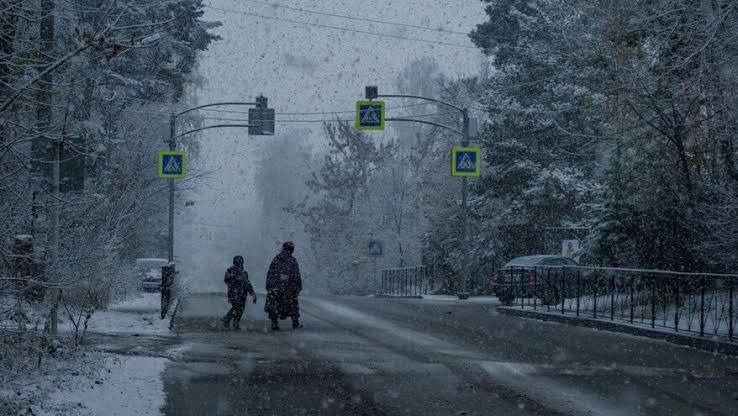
[{"xmin": 176, "ymin": 0, "xmax": 486, "ymax": 292}]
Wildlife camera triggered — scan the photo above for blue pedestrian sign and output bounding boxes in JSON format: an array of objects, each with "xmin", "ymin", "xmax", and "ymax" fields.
[
  {"xmin": 355, "ymin": 100, "xmax": 385, "ymax": 131},
  {"xmin": 451, "ymin": 146, "xmax": 481, "ymax": 177},
  {"xmin": 158, "ymin": 151, "xmax": 187, "ymax": 179},
  {"xmin": 367, "ymin": 240, "xmax": 384, "ymax": 257}
]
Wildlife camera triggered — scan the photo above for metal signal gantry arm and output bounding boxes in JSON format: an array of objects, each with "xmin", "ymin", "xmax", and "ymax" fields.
[
  {"xmin": 169, "ymin": 124, "xmax": 256, "ymax": 142},
  {"xmin": 385, "ymin": 117, "xmax": 463, "ymax": 136}
]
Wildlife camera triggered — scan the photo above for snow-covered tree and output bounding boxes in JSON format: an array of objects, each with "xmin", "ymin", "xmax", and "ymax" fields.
[
  {"xmin": 1, "ymin": 0, "xmax": 220, "ymax": 341},
  {"xmin": 289, "ymin": 121, "xmax": 390, "ymax": 294},
  {"xmin": 589, "ymin": 0, "xmax": 738, "ymax": 270},
  {"xmin": 459, "ymin": 0, "xmax": 606, "ymax": 278}
]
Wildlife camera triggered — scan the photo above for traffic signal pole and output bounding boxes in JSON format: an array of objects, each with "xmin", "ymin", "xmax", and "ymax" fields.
[
  {"xmin": 167, "ymin": 115, "xmax": 176, "ymax": 263},
  {"xmin": 366, "ymin": 87, "xmax": 475, "ymax": 299},
  {"xmin": 459, "ymin": 108, "xmax": 470, "ymax": 300},
  {"xmin": 165, "ymin": 98, "xmax": 272, "ymax": 263}
]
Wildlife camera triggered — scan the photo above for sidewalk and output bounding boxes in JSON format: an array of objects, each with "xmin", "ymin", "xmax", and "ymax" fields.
[
  {"xmin": 34, "ymin": 354, "xmax": 168, "ymax": 416},
  {"xmin": 1, "ymin": 292, "xmax": 174, "ymax": 415},
  {"xmin": 60, "ymin": 292, "xmax": 171, "ymax": 336},
  {"xmin": 370, "ymin": 294, "xmax": 500, "ymax": 304},
  {"xmin": 498, "ymin": 306, "xmax": 738, "ymax": 356}
]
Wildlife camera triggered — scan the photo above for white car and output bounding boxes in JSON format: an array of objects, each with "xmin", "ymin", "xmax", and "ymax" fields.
[{"xmin": 136, "ymin": 258, "xmax": 168, "ymax": 292}]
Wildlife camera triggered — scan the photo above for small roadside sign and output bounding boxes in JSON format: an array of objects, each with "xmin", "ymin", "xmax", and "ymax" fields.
[
  {"xmin": 367, "ymin": 240, "xmax": 384, "ymax": 257},
  {"xmin": 562, "ymin": 240, "xmax": 580, "ymax": 257},
  {"xmin": 158, "ymin": 151, "xmax": 186, "ymax": 179},
  {"xmin": 356, "ymin": 101, "xmax": 385, "ymax": 130},
  {"xmin": 451, "ymin": 146, "xmax": 481, "ymax": 177}
]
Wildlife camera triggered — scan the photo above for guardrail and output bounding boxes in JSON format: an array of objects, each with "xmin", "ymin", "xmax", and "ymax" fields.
[
  {"xmin": 492, "ymin": 265, "xmax": 737, "ymax": 342},
  {"xmin": 378, "ymin": 266, "xmax": 434, "ymax": 297}
]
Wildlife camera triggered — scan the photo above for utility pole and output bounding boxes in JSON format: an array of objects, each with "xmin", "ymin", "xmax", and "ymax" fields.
[
  {"xmin": 35, "ymin": 0, "xmax": 55, "ymax": 235},
  {"xmin": 36, "ymin": 0, "xmax": 60, "ymax": 334},
  {"xmin": 51, "ymin": 138, "xmax": 60, "ymax": 269},
  {"xmin": 48, "ymin": 136, "xmax": 63, "ymax": 334}
]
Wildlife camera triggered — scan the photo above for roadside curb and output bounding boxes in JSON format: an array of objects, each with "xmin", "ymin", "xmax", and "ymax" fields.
[
  {"xmin": 168, "ymin": 298, "xmax": 181, "ymax": 330},
  {"xmin": 373, "ymin": 294, "xmax": 423, "ymax": 299},
  {"xmin": 498, "ymin": 307, "xmax": 738, "ymax": 356}
]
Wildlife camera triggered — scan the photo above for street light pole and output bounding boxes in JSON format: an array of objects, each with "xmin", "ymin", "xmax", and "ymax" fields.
[{"xmin": 49, "ymin": 136, "xmax": 61, "ymax": 334}]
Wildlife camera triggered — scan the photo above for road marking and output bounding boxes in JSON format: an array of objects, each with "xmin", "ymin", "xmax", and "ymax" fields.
[
  {"xmin": 339, "ymin": 363, "xmax": 375, "ymax": 375},
  {"xmin": 305, "ymin": 298, "xmax": 648, "ymax": 416},
  {"xmin": 307, "ymin": 298, "xmax": 461, "ymax": 352},
  {"xmin": 480, "ymin": 361, "xmax": 630, "ymax": 416}
]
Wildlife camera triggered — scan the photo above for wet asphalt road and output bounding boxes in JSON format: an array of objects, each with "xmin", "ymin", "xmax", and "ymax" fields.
[{"xmin": 142, "ymin": 293, "xmax": 738, "ymax": 415}]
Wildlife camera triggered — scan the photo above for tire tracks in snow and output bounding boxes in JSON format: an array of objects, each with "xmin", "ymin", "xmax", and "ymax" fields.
[{"xmin": 301, "ymin": 298, "xmax": 573, "ymax": 416}]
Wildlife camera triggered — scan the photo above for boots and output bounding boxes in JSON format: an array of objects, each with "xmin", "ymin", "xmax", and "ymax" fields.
[{"xmin": 271, "ymin": 319, "xmax": 280, "ymax": 331}]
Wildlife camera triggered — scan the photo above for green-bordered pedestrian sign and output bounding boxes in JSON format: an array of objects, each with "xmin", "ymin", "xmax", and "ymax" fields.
[
  {"xmin": 158, "ymin": 151, "xmax": 187, "ymax": 179},
  {"xmin": 451, "ymin": 146, "xmax": 481, "ymax": 177},
  {"xmin": 356, "ymin": 101, "xmax": 385, "ymax": 130}
]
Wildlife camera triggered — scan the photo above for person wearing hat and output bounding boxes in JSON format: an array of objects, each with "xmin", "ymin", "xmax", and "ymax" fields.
[
  {"xmin": 264, "ymin": 241, "xmax": 303, "ymax": 330},
  {"xmin": 222, "ymin": 255, "xmax": 256, "ymax": 330}
]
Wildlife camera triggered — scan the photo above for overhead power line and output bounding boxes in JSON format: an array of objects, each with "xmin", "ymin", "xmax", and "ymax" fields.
[
  {"xmin": 193, "ymin": 111, "xmax": 446, "ymax": 123},
  {"xmin": 97, "ymin": 96, "xmax": 436, "ymax": 115},
  {"xmin": 201, "ymin": 102, "xmax": 433, "ymax": 115},
  {"xmin": 206, "ymin": 6, "xmax": 477, "ymax": 49},
  {"xmin": 115, "ymin": 107, "xmax": 449, "ymax": 124},
  {"xmin": 234, "ymin": 0, "xmax": 470, "ymax": 36}
]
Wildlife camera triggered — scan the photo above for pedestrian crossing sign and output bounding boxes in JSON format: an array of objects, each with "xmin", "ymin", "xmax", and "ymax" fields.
[
  {"xmin": 451, "ymin": 146, "xmax": 481, "ymax": 177},
  {"xmin": 356, "ymin": 101, "xmax": 385, "ymax": 131},
  {"xmin": 158, "ymin": 151, "xmax": 187, "ymax": 179}
]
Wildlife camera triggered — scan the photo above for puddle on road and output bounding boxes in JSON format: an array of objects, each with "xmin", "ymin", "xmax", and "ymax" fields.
[{"xmin": 161, "ymin": 357, "xmax": 386, "ymax": 416}]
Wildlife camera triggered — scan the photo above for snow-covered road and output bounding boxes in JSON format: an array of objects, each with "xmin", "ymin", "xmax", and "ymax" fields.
[
  {"xmin": 155, "ymin": 293, "xmax": 738, "ymax": 415},
  {"xmin": 33, "ymin": 292, "xmax": 737, "ymax": 415}
]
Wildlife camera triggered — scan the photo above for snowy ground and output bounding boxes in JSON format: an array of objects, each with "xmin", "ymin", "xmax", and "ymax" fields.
[
  {"xmin": 1, "ymin": 292, "xmax": 170, "ymax": 335},
  {"xmin": 78, "ymin": 293, "xmax": 170, "ymax": 335},
  {"xmin": 419, "ymin": 294, "xmax": 500, "ymax": 304},
  {"xmin": 1, "ymin": 292, "xmax": 173, "ymax": 415},
  {"xmin": 370, "ymin": 294, "xmax": 501, "ymax": 304},
  {"xmin": 34, "ymin": 355, "xmax": 168, "ymax": 416}
]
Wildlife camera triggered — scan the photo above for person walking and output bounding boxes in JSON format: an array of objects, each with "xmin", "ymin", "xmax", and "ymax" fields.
[
  {"xmin": 264, "ymin": 242, "xmax": 302, "ymax": 331},
  {"xmin": 222, "ymin": 255, "xmax": 256, "ymax": 330}
]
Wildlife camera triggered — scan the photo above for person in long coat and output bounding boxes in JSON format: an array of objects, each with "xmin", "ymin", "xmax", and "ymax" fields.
[{"xmin": 264, "ymin": 242, "xmax": 302, "ymax": 330}]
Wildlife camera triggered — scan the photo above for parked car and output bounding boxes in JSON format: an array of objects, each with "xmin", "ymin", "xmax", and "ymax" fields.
[
  {"xmin": 136, "ymin": 258, "xmax": 168, "ymax": 292},
  {"xmin": 492, "ymin": 255, "xmax": 579, "ymax": 306}
]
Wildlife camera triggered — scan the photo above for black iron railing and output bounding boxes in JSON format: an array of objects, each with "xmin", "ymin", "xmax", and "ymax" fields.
[
  {"xmin": 378, "ymin": 266, "xmax": 435, "ymax": 297},
  {"xmin": 493, "ymin": 265, "xmax": 737, "ymax": 342}
]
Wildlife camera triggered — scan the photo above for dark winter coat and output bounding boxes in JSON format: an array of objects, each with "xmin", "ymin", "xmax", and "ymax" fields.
[
  {"xmin": 224, "ymin": 266, "xmax": 254, "ymax": 304},
  {"xmin": 264, "ymin": 250, "xmax": 302, "ymax": 318},
  {"xmin": 265, "ymin": 250, "xmax": 302, "ymax": 296}
]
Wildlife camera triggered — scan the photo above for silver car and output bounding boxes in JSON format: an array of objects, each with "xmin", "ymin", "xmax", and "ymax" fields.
[{"xmin": 136, "ymin": 258, "xmax": 168, "ymax": 292}]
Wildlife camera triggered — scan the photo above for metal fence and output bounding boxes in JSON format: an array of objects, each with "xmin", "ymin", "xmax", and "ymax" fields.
[
  {"xmin": 377, "ymin": 265, "xmax": 435, "ymax": 297},
  {"xmin": 494, "ymin": 265, "xmax": 738, "ymax": 342}
]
